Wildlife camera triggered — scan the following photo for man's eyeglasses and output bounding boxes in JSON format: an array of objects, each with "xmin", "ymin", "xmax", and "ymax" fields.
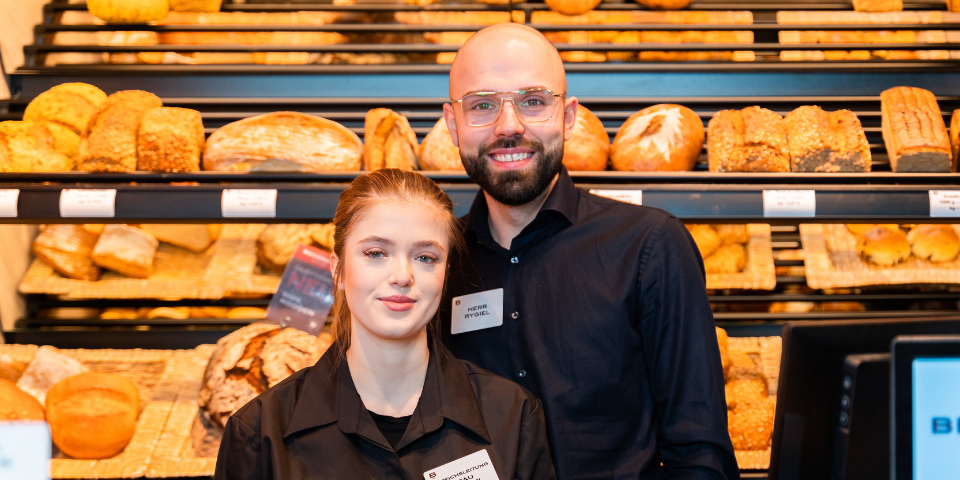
[{"xmin": 451, "ymin": 87, "xmax": 564, "ymax": 127}]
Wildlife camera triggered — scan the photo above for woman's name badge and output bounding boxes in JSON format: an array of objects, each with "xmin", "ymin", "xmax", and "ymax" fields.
[
  {"xmin": 423, "ymin": 449, "xmax": 500, "ymax": 480},
  {"xmin": 451, "ymin": 289, "xmax": 503, "ymax": 334}
]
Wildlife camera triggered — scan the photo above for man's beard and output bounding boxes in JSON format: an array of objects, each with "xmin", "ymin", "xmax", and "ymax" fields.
[{"xmin": 460, "ymin": 135, "xmax": 564, "ymax": 207}]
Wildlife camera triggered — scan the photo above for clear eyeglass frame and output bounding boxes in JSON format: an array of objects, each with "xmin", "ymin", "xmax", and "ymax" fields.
[{"xmin": 451, "ymin": 87, "xmax": 565, "ymax": 127}]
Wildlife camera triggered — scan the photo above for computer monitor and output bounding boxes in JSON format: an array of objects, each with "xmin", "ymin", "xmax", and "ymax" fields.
[
  {"xmin": 891, "ymin": 335, "xmax": 960, "ymax": 480},
  {"xmin": 769, "ymin": 317, "xmax": 960, "ymax": 480}
]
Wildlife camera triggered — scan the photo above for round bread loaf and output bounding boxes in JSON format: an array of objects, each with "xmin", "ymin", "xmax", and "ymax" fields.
[
  {"xmin": 0, "ymin": 378, "xmax": 45, "ymax": 421},
  {"xmin": 199, "ymin": 322, "xmax": 333, "ymax": 429},
  {"xmin": 46, "ymin": 372, "xmax": 139, "ymax": 459},
  {"xmin": 420, "ymin": 119, "xmax": 464, "ymax": 171},
  {"xmin": 88, "ymin": 0, "xmax": 169, "ymax": 24},
  {"xmin": 137, "ymin": 107, "xmax": 205, "ymax": 172},
  {"xmin": 24, "ymin": 83, "xmax": 108, "ymax": 135},
  {"xmin": 79, "ymin": 90, "xmax": 163, "ymax": 172},
  {"xmin": 907, "ymin": 224, "xmax": 960, "ymax": 263},
  {"xmin": 847, "ymin": 224, "xmax": 900, "ymax": 237},
  {"xmin": 612, "ymin": 104, "xmax": 704, "ymax": 171},
  {"xmin": 686, "ymin": 224, "xmax": 721, "ymax": 259},
  {"xmin": 563, "ymin": 105, "xmax": 610, "ymax": 171},
  {"xmin": 857, "ymin": 226, "xmax": 911, "ymax": 266},
  {"xmin": 634, "ymin": 0, "xmax": 693, "ymax": 9},
  {"xmin": 203, "ymin": 112, "xmax": 362, "ymax": 172},
  {"xmin": 545, "ymin": 0, "xmax": 603, "ymax": 16}
]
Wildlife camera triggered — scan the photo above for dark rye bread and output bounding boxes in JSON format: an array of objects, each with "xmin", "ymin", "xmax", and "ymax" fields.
[{"xmin": 785, "ymin": 106, "xmax": 871, "ymax": 172}]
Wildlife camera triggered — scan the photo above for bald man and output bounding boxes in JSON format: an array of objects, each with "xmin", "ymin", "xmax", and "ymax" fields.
[{"xmin": 439, "ymin": 24, "xmax": 739, "ymax": 480}]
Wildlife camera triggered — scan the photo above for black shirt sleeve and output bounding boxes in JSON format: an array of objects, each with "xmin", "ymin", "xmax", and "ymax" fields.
[
  {"xmin": 215, "ymin": 413, "xmax": 265, "ymax": 480},
  {"xmin": 518, "ymin": 398, "xmax": 558, "ymax": 480},
  {"xmin": 636, "ymin": 216, "xmax": 740, "ymax": 480}
]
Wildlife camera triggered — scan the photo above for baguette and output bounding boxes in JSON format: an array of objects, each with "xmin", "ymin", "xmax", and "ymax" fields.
[{"xmin": 880, "ymin": 86, "xmax": 952, "ymax": 172}]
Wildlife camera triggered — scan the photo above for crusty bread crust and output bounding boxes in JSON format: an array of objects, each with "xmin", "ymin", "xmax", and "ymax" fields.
[{"xmin": 613, "ymin": 104, "xmax": 703, "ymax": 171}]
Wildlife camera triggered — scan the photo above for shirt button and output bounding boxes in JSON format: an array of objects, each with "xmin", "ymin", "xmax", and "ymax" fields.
[
  {"xmin": 518, "ymin": 370, "xmax": 527, "ymax": 378},
  {"xmin": 511, "ymin": 311, "xmax": 519, "ymax": 319},
  {"xmin": 510, "ymin": 256, "xmax": 519, "ymax": 264}
]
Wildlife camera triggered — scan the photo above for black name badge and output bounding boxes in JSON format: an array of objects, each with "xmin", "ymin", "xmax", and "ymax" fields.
[{"xmin": 265, "ymin": 244, "xmax": 335, "ymax": 335}]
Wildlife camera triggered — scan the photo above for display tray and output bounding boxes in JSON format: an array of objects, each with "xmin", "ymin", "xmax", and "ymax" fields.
[
  {"xmin": 0, "ymin": 345, "xmax": 193, "ymax": 479},
  {"xmin": 800, "ymin": 223, "xmax": 960, "ymax": 289},
  {"xmin": 18, "ymin": 224, "xmax": 281, "ymax": 300},
  {"xmin": 728, "ymin": 336, "xmax": 782, "ymax": 471},
  {"xmin": 706, "ymin": 224, "xmax": 776, "ymax": 291}
]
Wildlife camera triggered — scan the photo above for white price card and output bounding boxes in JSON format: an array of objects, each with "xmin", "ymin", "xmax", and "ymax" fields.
[
  {"xmin": 0, "ymin": 421, "xmax": 51, "ymax": 480},
  {"xmin": 762, "ymin": 190, "xmax": 816, "ymax": 217},
  {"xmin": 0, "ymin": 189, "xmax": 19, "ymax": 217},
  {"xmin": 589, "ymin": 189, "xmax": 642, "ymax": 206},
  {"xmin": 59, "ymin": 189, "xmax": 116, "ymax": 218},
  {"xmin": 929, "ymin": 190, "xmax": 960, "ymax": 217},
  {"xmin": 221, "ymin": 189, "xmax": 277, "ymax": 218}
]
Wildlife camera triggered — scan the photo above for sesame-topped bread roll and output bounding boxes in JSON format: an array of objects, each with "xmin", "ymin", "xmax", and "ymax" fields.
[
  {"xmin": 563, "ymin": 106, "xmax": 610, "ymax": 171},
  {"xmin": 612, "ymin": 104, "xmax": 704, "ymax": 171},
  {"xmin": 204, "ymin": 112, "xmax": 363, "ymax": 172},
  {"xmin": 23, "ymin": 83, "xmax": 108, "ymax": 135},
  {"xmin": 137, "ymin": 107, "xmax": 205, "ymax": 172},
  {"xmin": 785, "ymin": 106, "xmax": 871, "ymax": 172},
  {"xmin": 708, "ymin": 106, "xmax": 789, "ymax": 172},
  {"xmin": 419, "ymin": 119, "xmax": 464, "ymax": 171},
  {"xmin": 880, "ymin": 87, "xmax": 953, "ymax": 172},
  {"xmin": 78, "ymin": 90, "xmax": 163, "ymax": 172},
  {"xmin": 363, "ymin": 109, "xmax": 419, "ymax": 171}
]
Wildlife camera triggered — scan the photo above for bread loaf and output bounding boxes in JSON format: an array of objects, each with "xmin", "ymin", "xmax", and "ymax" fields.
[
  {"xmin": 784, "ymin": 106, "xmax": 871, "ymax": 172},
  {"xmin": 87, "ymin": 0, "xmax": 169, "ymax": 24},
  {"xmin": 635, "ymin": 0, "xmax": 693, "ymax": 10},
  {"xmin": 0, "ymin": 378, "xmax": 45, "ymax": 421},
  {"xmin": 545, "ymin": 0, "xmax": 602, "ymax": 16},
  {"xmin": 847, "ymin": 223, "xmax": 900, "ymax": 237},
  {"xmin": 420, "ymin": 119, "xmax": 463, "ymax": 171},
  {"xmin": 17, "ymin": 346, "xmax": 89, "ymax": 405},
  {"xmin": 951, "ymin": 109, "xmax": 960, "ymax": 166},
  {"xmin": 199, "ymin": 323, "xmax": 333, "ymax": 429},
  {"xmin": 139, "ymin": 224, "xmax": 222, "ymax": 252},
  {"xmin": 104, "ymin": 31, "xmax": 163, "ymax": 65},
  {"xmin": 363, "ymin": 109, "xmax": 419, "ymax": 171},
  {"xmin": 91, "ymin": 225, "xmax": 159, "ymax": 278},
  {"xmin": 881, "ymin": 87, "xmax": 952, "ymax": 172},
  {"xmin": 79, "ymin": 90, "xmax": 163, "ymax": 172},
  {"xmin": 46, "ymin": 372, "xmax": 139, "ymax": 459},
  {"xmin": 170, "ymin": 0, "xmax": 222, "ymax": 12},
  {"xmin": 852, "ymin": 0, "xmax": 902, "ymax": 13},
  {"xmin": 23, "ymin": 83, "xmax": 107, "ymax": 135},
  {"xmin": 137, "ymin": 107, "xmax": 205, "ymax": 172},
  {"xmin": 907, "ymin": 224, "xmax": 960, "ymax": 263},
  {"xmin": 612, "ymin": 104, "xmax": 704, "ymax": 171},
  {"xmin": 708, "ymin": 107, "xmax": 790, "ymax": 172},
  {"xmin": 0, "ymin": 121, "xmax": 75, "ymax": 172},
  {"xmin": 950, "ymin": 0, "xmax": 960, "ymax": 12},
  {"xmin": 33, "ymin": 224, "xmax": 102, "ymax": 281},
  {"xmin": 857, "ymin": 226, "xmax": 911, "ymax": 266},
  {"xmin": 776, "ymin": 10, "xmax": 940, "ymax": 24},
  {"xmin": 203, "ymin": 112, "xmax": 363, "ymax": 172},
  {"xmin": 257, "ymin": 224, "xmax": 334, "ymax": 274},
  {"xmin": 563, "ymin": 106, "xmax": 610, "ymax": 171}
]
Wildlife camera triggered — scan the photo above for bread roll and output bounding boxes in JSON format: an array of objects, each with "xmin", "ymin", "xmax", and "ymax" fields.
[
  {"xmin": 852, "ymin": 0, "xmax": 902, "ymax": 13},
  {"xmin": 203, "ymin": 112, "xmax": 363, "ymax": 172},
  {"xmin": 0, "ymin": 378, "xmax": 45, "ymax": 421},
  {"xmin": 0, "ymin": 121, "xmax": 75, "ymax": 172},
  {"xmin": 635, "ymin": 0, "xmax": 693, "ymax": 10},
  {"xmin": 33, "ymin": 224, "xmax": 102, "ymax": 281},
  {"xmin": 199, "ymin": 323, "xmax": 333, "ymax": 429},
  {"xmin": 104, "ymin": 31, "xmax": 164, "ymax": 65},
  {"xmin": 46, "ymin": 372, "xmax": 139, "ymax": 459},
  {"xmin": 79, "ymin": 90, "xmax": 163, "ymax": 172},
  {"xmin": 0, "ymin": 354, "xmax": 27, "ymax": 383},
  {"xmin": 226, "ymin": 307, "xmax": 267, "ymax": 319},
  {"xmin": 545, "ymin": 0, "xmax": 602, "ymax": 16},
  {"xmin": 716, "ymin": 327, "xmax": 731, "ymax": 376},
  {"xmin": 147, "ymin": 307, "xmax": 191, "ymax": 319},
  {"xmin": 612, "ymin": 104, "xmax": 704, "ymax": 171},
  {"xmin": 17, "ymin": 346, "xmax": 89, "ymax": 405},
  {"xmin": 563, "ymin": 106, "xmax": 609, "ymax": 171},
  {"xmin": 857, "ymin": 226, "xmax": 911, "ymax": 266},
  {"xmin": 714, "ymin": 224, "xmax": 749, "ymax": 244},
  {"xmin": 137, "ymin": 107, "xmax": 205, "ymax": 172},
  {"xmin": 846, "ymin": 224, "xmax": 900, "ymax": 237},
  {"xmin": 24, "ymin": 83, "xmax": 107, "ymax": 135},
  {"xmin": 139, "ymin": 224, "xmax": 221, "ymax": 252},
  {"xmin": 785, "ymin": 106, "xmax": 871, "ymax": 172},
  {"xmin": 907, "ymin": 224, "xmax": 960, "ymax": 263},
  {"xmin": 91, "ymin": 225, "xmax": 159, "ymax": 278},
  {"xmin": 170, "ymin": 0, "xmax": 222, "ymax": 12},
  {"xmin": 704, "ymin": 243, "xmax": 747, "ymax": 273},
  {"xmin": 87, "ymin": 0, "xmax": 169, "ymax": 24},
  {"xmin": 686, "ymin": 224, "xmax": 721, "ymax": 258},
  {"xmin": 363, "ymin": 109, "xmax": 419, "ymax": 171},
  {"xmin": 257, "ymin": 224, "xmax": 333, "ymax": 274},
  {"xmin": 881, "ymin": 87, "xmax": 952, "ymax": 172},
  {"xmin": 708, "ymin": 107, "xmax": 789, "ymax": 172},
  {"xmin": 420, "ymin": 119, "xmax": 463, "ymax": 171}
]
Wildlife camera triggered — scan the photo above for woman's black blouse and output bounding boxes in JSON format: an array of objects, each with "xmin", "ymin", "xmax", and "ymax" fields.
[{"xmin": 213, "ymin": 340, "xmax": 556, "ymax": 480}]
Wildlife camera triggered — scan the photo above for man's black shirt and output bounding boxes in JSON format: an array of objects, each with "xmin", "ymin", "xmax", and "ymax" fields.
[{"xmin": 440, "ymin": 168, "xmax": 739, "ymax": 480}]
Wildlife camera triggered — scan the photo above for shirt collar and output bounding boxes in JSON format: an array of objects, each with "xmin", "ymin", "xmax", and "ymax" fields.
[
  {"xmin": 283, "ymin": 338, "xmax": 491, "ymax": 449},
  {"xmin": 464, "ymin": 166, "xmax": 578, "ymax": 246}
]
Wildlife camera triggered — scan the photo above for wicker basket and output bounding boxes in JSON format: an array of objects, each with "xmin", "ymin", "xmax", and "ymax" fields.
[
  {"xmin": 707, "ymin": 224, "xmax": 777, "ymax": 290},
  {"xmin": 728, "ymin": 336, "xmax": 782, "ymax": 471}
]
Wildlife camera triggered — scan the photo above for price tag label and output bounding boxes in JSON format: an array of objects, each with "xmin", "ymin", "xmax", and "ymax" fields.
[
  {"xmin": 929, "ymin": 190, "xmax": 960, "ymax": 217},
  {"xmin": 221, "ymin": 189, "xmax": 277, "ymax": 218},
  {"xmin": 0, "ymin": 421, "xmax": 51, "ymax": 480},
  {"xmin": 0, "ymin": 189, "xmax": 19, "ymax": 217},
  {"xmin": 59, "ymin": 189, "xmax": 116, "ymax": 218},
  {"xmin": 589, "ymin": 189, "xmax": 642, "ymax": 206},
  {"xmin": 763, "ymin": 190, "xmax": 816, "ymax": 217}
]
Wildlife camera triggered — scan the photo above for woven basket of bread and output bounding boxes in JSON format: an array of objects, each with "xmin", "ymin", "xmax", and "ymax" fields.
[
  {"xmin": 800, "ymin": 224, "xmax": 960, "ymax": 289},
  {"xmin": 728, "ymin": 336, "xmax": 782, "ymax": 471}
]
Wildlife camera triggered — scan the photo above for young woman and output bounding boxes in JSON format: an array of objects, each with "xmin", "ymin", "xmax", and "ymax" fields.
[{"xmin": 215, "ymin": 169, "xmax": 555, "ymax": 480}]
